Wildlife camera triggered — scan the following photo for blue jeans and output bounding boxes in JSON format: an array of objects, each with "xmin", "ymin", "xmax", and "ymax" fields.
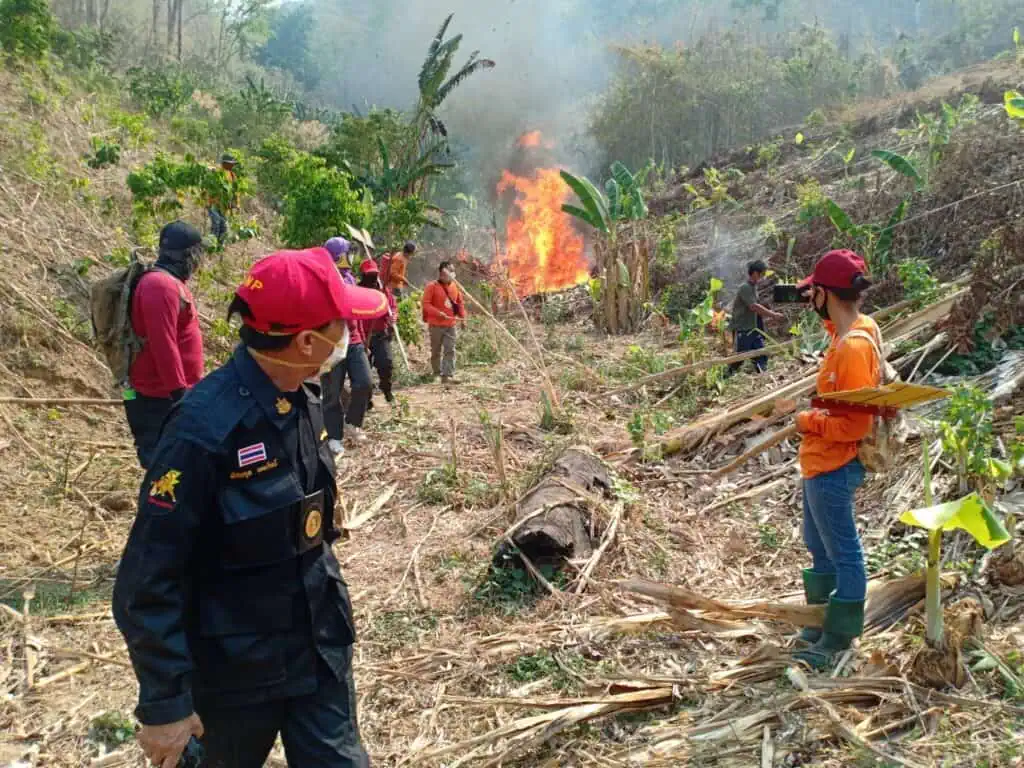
[
  {"xmin": 802, "ymin": 459, "xmax": 867, "ymax": 601},
  {"xmin": 208, "ymin": 206, "xmax": 227, "ymax": 244},
  {"xmin": 321, "ymin": 344, "xmax": 373, "ymax": 439},
  {"xmin": 729, "ymin": 329, "xmax": 767, "ymax": 374}
]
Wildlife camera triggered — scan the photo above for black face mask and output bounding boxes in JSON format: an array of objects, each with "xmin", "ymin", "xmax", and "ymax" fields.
[
  {"xmin": 813, "ymin": 287, "xmax": 831, "ymax": 321},
  {"xmin": 156, "ymin": 245, "xmax": 202, "ymax": 281}
]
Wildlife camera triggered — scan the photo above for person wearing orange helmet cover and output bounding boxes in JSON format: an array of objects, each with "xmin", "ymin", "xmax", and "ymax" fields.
[{"xmin": 791, "ymin": 249, "xmax": 882, "ymax": 671}]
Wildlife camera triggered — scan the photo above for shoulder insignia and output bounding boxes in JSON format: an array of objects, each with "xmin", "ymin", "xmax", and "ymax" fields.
[
  {"xmin": 320, "ymin": 428, "xmax": 328, "ymax": 441},
  {"xmin": 149, "ymin": 470, "xmax": 181, "ymax": 507},
  {"xmin": 275, "ymin": 397, "xmax": 292, "ymax": 415}
]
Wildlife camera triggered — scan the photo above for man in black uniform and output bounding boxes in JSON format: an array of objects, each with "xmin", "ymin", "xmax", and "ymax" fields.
[{"xmin": 113, "ymin": 247, "xmax": 388, "ymax": 768}]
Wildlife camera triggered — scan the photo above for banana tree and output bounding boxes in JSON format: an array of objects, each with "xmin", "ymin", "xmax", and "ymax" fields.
[
  {"xmin": 560, "ymin": 164, "xmax": 651, "ymax": 333},
  {"xmin": 900, "ymin": 441, "xmax": 1010, "ymax": 647}
]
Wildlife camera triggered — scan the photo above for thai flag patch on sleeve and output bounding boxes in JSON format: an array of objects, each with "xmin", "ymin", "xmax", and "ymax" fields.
[{"xmin": 238, "ymin": 442, "xmax": 268, "ymax": 468}]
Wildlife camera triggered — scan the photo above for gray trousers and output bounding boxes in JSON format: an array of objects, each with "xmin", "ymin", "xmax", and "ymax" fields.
[{"xmin": 429, "ymin": 325, "xmax": 457, "ymax": 377}]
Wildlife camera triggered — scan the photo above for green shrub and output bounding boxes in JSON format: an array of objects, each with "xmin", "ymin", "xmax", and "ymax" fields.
[
  {"xmin": 51, "ymin": 26, "xmax": 114, "ymax": 70},
  {"xmin": 796, "ymin": 179, "xmax": 828, "ymax": 224},
  {"xmin": 84, "ymin": 137, "xmax": 120, "ymax": 169},
  {"xmin": 897, "ymin": 258, "xmax": 939, "ymax": 308},
  {"xmin": 396, "ymin": 290, "xmax": 423, "ymax": 347},
  {"xmin": 0, "ymin": 0, "xmax": 56, "ymax": 61},
  {"xmin": 219, "ymin": 76, "xmax": 293, "ymax": 147},
  {"xmin": 278, "ymin": 155, "xmax": 367, "ymax": 248},
  {"xmin": 127, "ymin": 66, "xmax": 195, "ymax": 118},
  {"xmin": 109, "ymin": 109, "xmax": 154, "ymax": 148},
  {"xmin": 127, "ymin": 152, "xmax": 250, "ymax": 231},
  {"xmin": 170, "ymin": 115, "xmax": 214, "ymax": 148}
]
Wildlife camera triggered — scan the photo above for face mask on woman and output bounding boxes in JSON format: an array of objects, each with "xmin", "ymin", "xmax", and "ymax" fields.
[{"xmin": 812, "ymin": 286, "xmax": 831, "ymax": 322}]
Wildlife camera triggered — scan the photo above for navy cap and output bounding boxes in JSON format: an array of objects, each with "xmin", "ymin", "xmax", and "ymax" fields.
[{"xmin": 159, "ymin": 220, "xmax": 203, "ymax": 252}]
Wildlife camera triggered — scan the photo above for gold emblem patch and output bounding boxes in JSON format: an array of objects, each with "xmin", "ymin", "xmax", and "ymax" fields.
[
  {"xmin": 304, "ymin": 508, "xmax": 322, "ymax": 539},
  {"xmin": 320, "ymin": 428, "xmax": 328, "ymax": 441},
  {"xmin": 275, "ymin": 397, "xmax": 292, "ymax": 415},
  {"xmin": 149, "ymin": 470, "xmax": 181, "ymax": 503}
]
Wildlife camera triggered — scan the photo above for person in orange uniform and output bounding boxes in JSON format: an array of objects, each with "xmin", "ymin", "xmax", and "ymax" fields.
[
  {"xmin": 422, "ymin": 260, "xmax": 466, "ymax": 384},
  {"xmin": 791, "ymin": 249, "xmax": 881, "ymax": 670},
  {"xmin": 385, "ymin": 241, "xmax": 415, "ymax": 298},
  {"xmin": 207, "ymin": 153, "xmax": 238, "ymax": 247}
]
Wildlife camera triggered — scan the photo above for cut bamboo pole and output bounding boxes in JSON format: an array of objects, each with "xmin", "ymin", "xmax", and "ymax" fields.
[{"xmin": 713, "ymin": 424, "xmax": 799, "ymax": 477}]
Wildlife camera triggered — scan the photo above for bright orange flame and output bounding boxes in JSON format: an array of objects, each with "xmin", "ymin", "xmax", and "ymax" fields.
[
  {"xmin": 497, "ymin": 165, "xmax": 590, "ymax": 296},
  {"xmin": 517, "ymin": 130, "xmax": 543, "ymax": 148}
]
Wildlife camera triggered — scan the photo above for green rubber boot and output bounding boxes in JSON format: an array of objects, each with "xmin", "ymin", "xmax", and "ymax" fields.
[
  {"xmin": 796, "ymin": 570, "xmax": 836, "ymax": 645},
  {"xmin": 793, "ymin": 595, "xmax": 864, "ymax": 671}
]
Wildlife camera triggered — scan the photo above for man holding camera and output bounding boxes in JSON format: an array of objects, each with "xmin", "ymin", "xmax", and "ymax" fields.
[{"xmin": 727, "ymin": 260, "xmax": 784, "ymax": 376}]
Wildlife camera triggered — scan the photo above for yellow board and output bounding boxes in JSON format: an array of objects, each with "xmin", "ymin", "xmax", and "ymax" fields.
[{"xmin": 816, "ymin": 382, "xmax": 949, "ymax": 410}]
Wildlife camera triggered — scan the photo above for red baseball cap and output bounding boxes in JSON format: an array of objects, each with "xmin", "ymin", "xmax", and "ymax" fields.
[
  {"xmin": 797, "ymin": 249, "xmax": 869, "ymax": 291},
  {"xmin": 236, "ymin": 248, "xmax": 388, "ymax": 334},
  {"xmin": 359, "ymin": 258, "xmax": 379, "ymax": 275}
]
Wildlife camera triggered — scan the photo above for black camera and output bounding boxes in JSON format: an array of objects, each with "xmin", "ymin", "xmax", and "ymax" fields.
[{"xmin": 772, "ymin": 284, "xmax": 809, "ymax": 304}]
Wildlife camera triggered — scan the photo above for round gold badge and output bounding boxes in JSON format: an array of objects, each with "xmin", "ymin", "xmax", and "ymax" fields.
[{"xmin": 305, "ymin": 509, "xmax": 322, "ymax": 539}]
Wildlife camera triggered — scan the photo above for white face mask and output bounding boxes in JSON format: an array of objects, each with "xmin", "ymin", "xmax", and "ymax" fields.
[
  {"xmin": 313, "ymin": 324, "xmax": 349, "ymax": 376},
  {"xmin": 252, "ymin": 325, "xmax": 350, "ymax": 385}
]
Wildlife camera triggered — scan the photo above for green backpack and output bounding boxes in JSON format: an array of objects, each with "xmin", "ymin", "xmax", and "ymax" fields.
[{"xmin": 89, "ymin": 253, "xmax": 150, "ymax": 388}]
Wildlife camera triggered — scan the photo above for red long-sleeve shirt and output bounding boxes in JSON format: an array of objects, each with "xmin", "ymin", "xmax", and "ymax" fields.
[
  {"xmin": 362, "ymin": 288, "xmax": 397, "ymax": 337},
  {"xmin": 129, "ymin": 270, "xmax": 204, "ymax": 398}
]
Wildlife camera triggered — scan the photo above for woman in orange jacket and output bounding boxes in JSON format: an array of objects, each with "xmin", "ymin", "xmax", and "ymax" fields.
[{"xmin": 792, "ymin": 250, "xmax": 881, "ymax": 670}]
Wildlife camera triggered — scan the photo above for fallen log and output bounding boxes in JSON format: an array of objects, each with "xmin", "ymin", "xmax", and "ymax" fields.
[{"xmin": 500, "ymin": 447, "xmax": 613, "ymax": 570}]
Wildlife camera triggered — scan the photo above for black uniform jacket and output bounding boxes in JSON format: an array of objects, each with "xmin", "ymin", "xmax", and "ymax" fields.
[{"xmin": 113, "ymin": 345, "xmax": 356, "ymax": 725}]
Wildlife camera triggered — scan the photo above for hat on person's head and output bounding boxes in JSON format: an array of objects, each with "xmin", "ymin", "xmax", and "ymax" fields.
[
  {"xmin": 324, "ymin": 237, "xmax": 351, "ymax": 263},
  {"xmin": 159, "ymin": 220, "xmax": 203, "ymax": 252},
  {"xmin": 235, "ymin": 248, "xmax": 388, "ymax": 334},
  {"xmin": 360, "ymin": 258, "xmax": 379, "ymax": 275},
  {"xmin": 220, "ymin": 152, "xmax": 237, "ymax": 165},
  {"xmin": 797, "ymin": 249, "xmax": 869, "ymax": 291}
]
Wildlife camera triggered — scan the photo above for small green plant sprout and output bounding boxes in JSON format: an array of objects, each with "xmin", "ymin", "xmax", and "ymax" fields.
[
  {"xmin": 84, "ymin": 136, "xmax": 121, "ymax": 169},
  {"xmin": 940, "ymin": 385, "xmax": 1012, "ymax": 494},
  {"xmin": 897, "ymin": 258, "xmax": 940, "ymax": 308},
  {"xmin": 1005, "ymin": 90, "xmax": 1024, "ymax": 127},
  {"xmin": 900, "ymin": 440, "xmax": 1010, "ymax": 648},
  {"xmin": 678, "ymin": 277, "xmax": 724, "ymax": 340}
]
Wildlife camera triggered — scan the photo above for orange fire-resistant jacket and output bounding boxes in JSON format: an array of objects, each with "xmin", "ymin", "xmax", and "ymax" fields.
[
  {"xmin": 422, "ymin": 281, "xmax": 466, "ymax": 327},
  {"xmin": 387, "ymin": 252, "xmax": 408, "ymax": 292},
  {"xmin": 796, "ymin": 314, "xmax": 881, "ymax": 479}
]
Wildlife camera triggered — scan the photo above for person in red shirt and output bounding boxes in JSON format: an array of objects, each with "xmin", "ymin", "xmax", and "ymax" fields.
[
  {"xmin": 357, "ymin": 259, "xmax": 397, "ymax": 404},
  {"xmin": 124, "ymin": 220, "xmax": 205, "ymax": 468},
  {"xmin": 422, "ymin": 260, "xmax": 466, "ymax": 384}
]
